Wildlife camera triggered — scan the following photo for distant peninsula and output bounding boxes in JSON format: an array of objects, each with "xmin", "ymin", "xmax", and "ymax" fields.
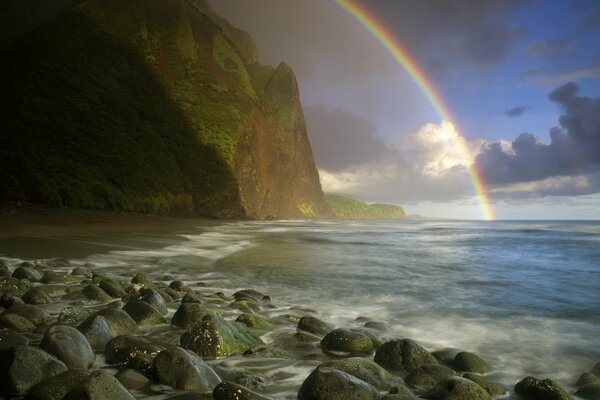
[{"xmin": 326, "ymin": 194, "xmax": 405, "ymax": 220}]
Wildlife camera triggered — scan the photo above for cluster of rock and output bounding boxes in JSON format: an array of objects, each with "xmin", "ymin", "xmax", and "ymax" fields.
[{"xmin": 0, "ymin": 257, "xmax": 597, "ymax": 400}]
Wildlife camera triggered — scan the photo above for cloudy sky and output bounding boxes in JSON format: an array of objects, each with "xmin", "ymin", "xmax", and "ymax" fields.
[{"xmin": 207, "ymin": 0, "xmax": 600, "ymax": 219}]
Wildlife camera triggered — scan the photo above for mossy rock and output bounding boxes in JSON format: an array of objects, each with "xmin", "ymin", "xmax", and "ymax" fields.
[
  {"xmin": 514, "ymin": 376, "xmax": 571, "ymax": 400},
  {"xmin": 320, "ymin": 328, "xmax": 374, "ymax": 356},
  {"xmin": 322, "ymin": 357, "xmax": 405, "ymax": 391},
  {"xmin": 463, "ymin": 373, "xmax": 505, "ymax": 396},
  {"xmin": 576, "ymin": 383, "xmax": 600, "ymax": 400},
  {"xmin": 405, "ymin": 364, "xmax": 456, "ymax": 392},
  {"xmin": 424, "ymin": 376, "xmax": 491, "ymax": 400},
  {"xmin": 451, "ymin": 352, "xmax": 488, "ymax": 373},
  {"xmin": 375, "ymin": 339, "xmax": 438, "ymax": 372},
  {"xmin": 236, "ymin": 313, "xmax": 271, "ymax": 329},
  {"xmin": 298, "ymin": 366, "xmax": 379, "ymax": 400}
]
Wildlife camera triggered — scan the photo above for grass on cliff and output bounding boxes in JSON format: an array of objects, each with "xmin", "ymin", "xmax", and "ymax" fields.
[{"xmin": 326, "ymin": 194, "xmax": 405, "ymax": 220}]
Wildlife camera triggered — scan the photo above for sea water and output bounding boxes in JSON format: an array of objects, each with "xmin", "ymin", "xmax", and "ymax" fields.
[{"xmin": 2, "ymin": 219, "xmax": 599, "ymax": 398}]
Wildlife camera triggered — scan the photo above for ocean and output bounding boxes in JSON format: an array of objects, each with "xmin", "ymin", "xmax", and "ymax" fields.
[{"xmin": 2, "ymin": 219, "xmax": 599, "ymax": 398}]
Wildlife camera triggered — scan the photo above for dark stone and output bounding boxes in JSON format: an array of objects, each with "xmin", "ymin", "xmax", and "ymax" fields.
[
  {"xmin": 21, "ymin": 287, "xmax": 52, "ymax": 305},
  {"xmin": 229, "ymin": 298, "xmax": 260, "ymax": 313},
  {"xmin": 405, "ymin": 364, "xmax": 456, "ymax": 392},
  {"xmin": 578, "ymin": 372, "xmax": 600, "ymax": 387},
  {"xmin": 71, "ymin": 267, "xmax": 92, "ymax": 278},
  {"xmin": 115, "ymin": 369, "xmax": 150, "ymax": 390},
  {"xmin": 576, "ymin": 383, "xmax": 600, "ymax": 400},
  {"xmin": 157, "ymin": 289, "xmax": 174, "ymax": 303},
  {"xmin": 0, "ymin": 330, "xmax": 29, "ymax": 350},
  {"xmin": 298, "ymin": 316, "xmax": 332, "ymax": 337},
  {"xmin": 2, "ymin": 304, "xmax": 51, "ymax": 326},
  {"xmin": 321, "ymin": 357, "xmax": 405, "ymax": 390},
  {"xmin": 432, "ymin": 348, "xmax": 461, "ymax": 365},
  {"xmin": 0, "ymin": 264, "xmax": 10, "ymax": 277},
  {"xmin": 153, "ymin": 346, "xmax": 221, "ymax": 392},
  {"xmin": 170, "ymin": 280, "xmax": 191, "ymax": 292},
  {"xmin": 166, "ymin": 393, "xmax": 213, "ymax": 400},
  {"xmin": 182, "ymin": 292, "xmax": 203, "ymax": 304},
  {"xmin": 12, "ymin": 266, "xmax": 43, "ymax": 282},
  {"xmin": 171, "ymin": 303, "xmax": 213, "ymax": 329},
  {"xmin": 82, "ymin": 284, "xmax": 112, "ymax": 302},
  {"xmin": 41, "ymin": 271, "xmax": 69, "ymax": 284},
  {"xmin": 424, "ymin": 376, "xmax": 491, "ymax": 400},
  {"xmin": 64, "ymin": 370, "xmax": 135, "ymax": 400},
  {"xmin": 234, "ymin": 372, "xmax": 267, "ymax": 390},
  {"xmin": 451, "ymin": 352, "xmax": 488, "ymax": 373},
  {"xmin": 58, "ymin": 306, "xmax": 93, "ymax": 324},
  {"xmin": 0, "ymin": 345, "xmax": 67, "ymax": 395},
  {"xmin": 463, "ymin": 373, "xmax": 506, "ymax": 396},
  {"xmin": 514, "ymin": 376, "xmax": 571, "ymax": 400},
  {"xmin": 181, "ymin": 314, "xmax": 263, "ymax": 359},
  {"xmin": 0, "ymin": 294, "xmax": 24, "ymax": 308},
  {"xmin": 25, "ymin": 370, "xmax": 90, "ymax": 400},
  {"xmin": 233, "ymin": 289, "xmax": 265, "ymax": 302},
  {"xmin": 375, "ymin": 339, "xmax": 438, "ymax": 372},
  {"xmin": 99, "ymin": 278, "xmax": 127, "ymax": 298},
  {"xmin": 320, "ymin": 328, "xmax": 374, "ymax": 356},
  {"xmin": 122, "ymin": 300, "xmax": 167, "ymax": 326},
  {"xmin": 45, "ymin": 258, "xmax": 72, "ymax": 269},
  {"xmin": 105, "ymin": 335, "xmax": 165, "ymax": 371},
  {"xmin": 131, "ymin": 273, "xmax": 151, "ymax": 286},
  {"xmin": 243, "ymin": 345, "xmax": 294, "ymax": 360},
  {"xmin": 78, "ymin": 308, "xmax": 139, "ymax": 351},
  {"xmin": 139, "ymin": 288, "xmax": 168, "ymax": 315},
  {"xmin": 0, "ymin": 313, "xmax": 35, "ymax": 332},
  {"xmin": 213, "ymin": 381, "xmax": 272, "ymax": 400},
  {"xmin": 40, "ymin": 325, "xmax": 95, "ymax": 370},
  {"xmin": 363, "ymin": 321, "xmax": 389, "ymax": 331},
  {"xmin": 236, "ymin": 313, "xmax": 271, "ymax": 329},
  {"xmin": 298, "ymin": 366, "xmax": 379, "ymax": 400}
]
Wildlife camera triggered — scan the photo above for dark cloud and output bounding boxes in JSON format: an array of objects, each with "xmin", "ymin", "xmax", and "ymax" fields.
[
  {"xmin": 524, "ymin": 40, "xmax": 578, "ymax": 59},
  {"xmin": 304, "ymin": 106, "xmax": 388, "ymax": 172},
  {"xmin": 504, "ymin": 105, "xmax": 530, "ymax": 117},
  {"xmin": 477, "ymin": 82, "xmax": 600, "ymax": 187}
]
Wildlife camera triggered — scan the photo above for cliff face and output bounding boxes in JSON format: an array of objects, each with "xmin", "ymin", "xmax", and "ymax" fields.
[{"xmin": 0, "ymin": 0, "xmax": 332, "ymax": 219}]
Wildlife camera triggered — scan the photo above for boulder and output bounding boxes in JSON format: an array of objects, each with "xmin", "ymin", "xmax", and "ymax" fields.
[
  {"xmin": 122, "ymin": 300, "xmax": 166, "ymax": 326},
  {"xmin": 138, "ymin": 288, "xmax": 168, "ymax": 315},
  {"xmin": 463, "ymin": 373, "xmax": 505, "ymax": 396},
  {"xmin": 298, "ymin": 316, "xmax": 332, "ymax": 337},
  {"xmin": 78, "ymin": 308, "xmax": 138, "ymax": 351},
  {"xmin": 40, "ymin": 324, "xmax": 95, "ymax": 370},
  {"xmin": 82, "ymin": 285, "xmax": 112, "ymax": 302},
  {"xmin": 213, "ymin": 381, "xmax": 272, "ymax": 400},
  {"xmin": 0, "ymin": 330, "xmax": 29, "ymax": 350},
  {"xmin": 2, "ymin": 304, "xmax": 51, "ymax": 326},
  {"xmin": 64, "ymin": 370, "xmax": 135, "ymax": 400},
  {"xmin": 181, "ymin": 314, "xmax": 263, "ymax": 359},
  {"xmin": 12, "ymin": 266, "xmax": 43, "ymax": 282},
  {"xmin": 105, "ymin": 335, "xmax": 165, "ymax": 372},
  {"xmin": 115, "ymin": 368, "xmax": 150, "ymax": 390},
  {"xmin": 576, "ymin": 383, "xmax": 600, "ymax": 400},
  {"xmin": 320, "ymin": 328, "xmax": 374, "ymax": 356},
  {"xmin": 405, "ymin": 364, "xmax": 457, "ymax": 392},
  {"xmin": 41, "ymin": 271, "xmax": 70, "ymax": 284},
  {"xmin": 579, "ymin": 373, "xmax": 600, "ymax": 386},
  {"xmin": 236, "ymin": 313, "xmax": 271, "ymax": 329},
  {"xmin": 0, "ymin": 294, "xmax": 24, "ymax": 308},
  {"xmin": 0, "ymin": 313, "xmax": 35, "ymax": 332},
  {"xmin": 298, "ymin": 366, "xmax": 379, "ymax": 400},
  {"xmin": 58, "ymin": 306, "xmax": 93, "ymax": 324},
  {"xmin": 25, "ymin": 370, "xmax": 90, "ymax": 400},
  {"xmin": 514, "ymin": 376, "xmax": 571, "ymax": 400},
  {"xmin": 153, "ymin": 346, "xmax": 221, "ymax": 392},
  {"xmin": 171, "ymin": 303, "xmax": 213, "ymax": 329},
  {"xmin": 99, "ymin": 278, "xmax": 127, "ymax": 298},
  {"xmin": 451, "ymin": 352, "xmax": 488, "ymax": 373},
  {"xmin": 424, "ymin": 376, "xmax": 491, "ymax": 400},
  {"xmin": 182, "ymin": 292, "xmax": 203, "ymax": 304},
  {"xmin": 21, "ymin": 287, "xmax": 52, "ymax": 305},
  {"xmin": 321, "ymin": 357, "xmax": 405, "ymax": 391},
  {"xmin": 375, "ymin": 339, "xmax": 438, "ymax": 372},
  {"xmin": 432, "ymin": 348, "xmax": 461, "ymax": 365}
]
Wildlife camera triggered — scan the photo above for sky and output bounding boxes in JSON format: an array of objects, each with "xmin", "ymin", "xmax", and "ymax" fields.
[{"xmin": 210, "ymin": 0, "xmax": 600, "ymax": 220}]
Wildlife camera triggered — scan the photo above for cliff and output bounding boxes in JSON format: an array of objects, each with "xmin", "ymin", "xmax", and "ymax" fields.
[
  {"xmin": 326, "ymin": 194, "xmax": 406, "ymax": 220},
  {"xmin": 0, "ymin": 0, "xmax": 332, "ymax": 219}
]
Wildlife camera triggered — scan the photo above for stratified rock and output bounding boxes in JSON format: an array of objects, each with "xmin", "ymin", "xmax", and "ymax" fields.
[
  {"xmin": 153, "ymin": 347, "xmax": 221, "ymax": 392},
  {"xmin": 64, "ymin": 370, "xmax": 135, "ymax": 400},
  {"xmin": 576, "ymin": 383, "xmax": 600, "ymax": 400},
  {"xmin": 25, "ymin": 370, "xmax": 90, "ymax": 400},
  {"xmin": 122, "ymin": 300, "xmax": 166, "ymax": 326},
  {"xmin": 375, "ymin": 339, "xmax": 438, "ymax": 372},
  {"xmin": 2, "ymin": 304, "xmax": 51, "ymax": 326},
  {"xmin": 99, "ymin": 278, "xmax": 127, "ymax": 298},
  {"xmin": 171, "ymin": 303, "xmax": 213, "ymax": 330},
  {"xmin": 236, "ymin": 313, "xmax": 271, "ymax": 329},
  {"xmin": 0, "ymin": 330, "xmax": 29, "ymax": 350},
  {"xmin": 21, "ymin": 287, "xmax": 52, "ymax": 305},
  {"xmin": 514, "ymin": 376, "xmax": 571, "ymax": 400},
  {"xmin": 424, "ymin": 376, "xmax": 491, "ymax": 400},
  {"xmin": 405, "ymin": 364, "xmax": 456, "ymax": 392},
  {"xmin": 298, "ymin": 366, "xmax": 379, "ymax": 400},
  {"xmin": 320, "ymin": 328, "xmax": 374, "ymax": 356},
  {"xmin": 181, "ymin": 315, "xmax": 263, "ymax": 359},
  {"xmin": 0, "ymin": 345, "xmax": 67, "ymax": 395},
  {"xmin": 451, "ymin": 352, "xmax": 488, "ymax": 373},
  {"xmin": 298, "ymin": 316, "xmax": 332, "ymax": 337},
  {"xmin": 321, "ymin": 357, "xmax": 405, "ymax": 391},
  {"xmin": 105, "ymin": 335, "xmax": 165, "ymax": 372},
  {"xmin": 213, "ymin": 381, "xmax": 272, "ymax": 400},
  {"xmin": 40, "ymin": 325, "xmax": 95, "ymax": 370},
  {"xmin": 12, "ymin": 266, "xmax": 43, "ymax": 282},
  {"xmin": 463, "ymin": 373, "xmax": 506, "ymax": 396}
]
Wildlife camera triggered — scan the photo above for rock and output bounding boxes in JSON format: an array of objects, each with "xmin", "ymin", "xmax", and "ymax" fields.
[
  {"xmin": 236, "ymin": 313, "xmax": 271, "ymax": 329},
  {"xmin": 363, "ymin": 321, "xmax": 389, "ymax": 331},
  {"xmin": 579, "ymin": 372, "xmax": 600, "ymax": 386},
  {"xmin": 381, "ymin": 385, "xmax": 420, "ymax": 399},
  {"xmin": 181, "ymin": 314, "xmax": 263, "ymax": 359},
  {"xmin": 514, "ymin": 376, "xmax": 571, "ymax": 400},
  {"xmin": 234, "ymin": 372, "xmax": 267, "ymax": 390},
  {"xmin": 45, "ymin": 258, "xmax": 72, "ymax": 269},
  {"xmin": 0, "ymin": 345, "xmax": 67, "ymax": 395},
  {"xmin": 463, "ymin": 374, "xmax": 506, "ymax": 396},
  {"xmin": 321, "ymin": 357, "xmax": 405, "ymax": 390},
  {"xmin": 432, "ymin": 348, "xmax": 461, "ymax": 365},
  {"xmin": 59, "ymin": 306, "xmax": 93, "ymax": 324},
  {"xmin": 0, "ymin": 277, "xmax": 32, "ymax": 297},
  {"xmin": 182, "ymin": 292, "xmax": 203, "ymax": 303},
  {"xmin": 82, "ymin": 284, "xmax": 112, "ymax": 302},
  {"xmin": 405, "ymin": 364, "xmax": 457, "ymax": 392},
  {"xmin": 233, "ymin": 289, "xmax": 266, "ymax": 302},
  {"xmin": 298, "ymin": 366, "xmax": 380, "ymax": 400},
  {"xmin": 78, "ymin": 308, "xmax": 139, "ymax": 351},
  {"xmin": 213, "ymin": 381, "xmax": 272, "ymax": 399},
  {"xmin": 424, "ymin": 376, "xmax": 491, "ymax": 400},
  {"xmin": 230, "ymin": 298, "xmax": 261, "ymax": 313},
  {"xmin": 99, "ymin": 278, "xmax": 127, "ymax": 298},
  {"xmin": 40, "ymin": 325, "xmax": 95, "ymax": 370},
  {"xmin": 298, "ymin": 316, "xmax": 332, "ymax": 336},
  {"xmin": 2, "ymin": 304, "xmax": 51, "ymax": 326},
  {"xmin": 41, "ymin": 271, "xmax": 73, "ymax": 284},
  {"xmin": 0, "ymin": 313, "xmax": 35, "ymax": 332},
  {"xmin": 576, "ymin": 383, "xmax": 600, "ymax": 400},
  {"xmin": 64, "ymin": 370, "xmax": 135, "ymax": 400},
  {"xmin": 0, "ymin": 294, "xmax": 24, "ymax": 308},
  {"xmin": 139, "ymin": 288, "xmax": 168, "ymax": 315},
  {"xmin": 105, "ymin": 335, "xmax": 165, "ymax": 371},
  {"xmin": 593, "ymin": 362, "xmax": 600, "ymax": 375},
  {"xmin": 170, "ymin": 280, "xmax": 192, "ymax": 292},
  {"xmin": 25, "ymin": 370, "xmax": 90, "ymax": 400},
  {"xmin": 122, "ymin": 300, "xmax": 167, "ymax": 326},
  {"xmin": 0, "ymin": 263, "xmax": 10, "ymax": 277},
  {"xmin": 375, "ymin": 339, "xmax": 438, "ymax": 372},
  {"xmin": 115, "ymin": 368, "xmax": 150, "ymax": 390},
  {"xmin": 320, "ymin": 328, "xmax": 374, "ymax": 356},
  {"xmin": 243, "ymin": 345, "xmax": 294, "ymax": 360},
  {"xmin": 166, "ymin": 393, "xmax": 213, "ymax": 400},
  {"xmin": 451, "ymin": 352, "xmax": 488, "ymax": 373},
  {"xmin": 21, "ymin": 287, "xmax": 52, "ymax": 305},
  {"xmin": 12, "ymin": 266, "xmax": 43, "ymax": 282},
  {"xmin": 153, "ymin": 346, "xmax": 221, "ymax": 392},
  {"xmin": 131, "ymin": 273, "xmax": 151, "ymax": 286},
  {"xmin": 71, "ymin": 267, "xmax": 92, "ymax": 278},
  {"xmin": 0, "ymin": 330, "xmax": 29, "ymax": 350},
  {"xmin": 171, "ymin": 303, "xmax": 213, "ymax": 330}
]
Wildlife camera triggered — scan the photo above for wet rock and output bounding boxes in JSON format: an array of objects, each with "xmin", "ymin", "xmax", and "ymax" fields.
[
  {"xmin": 375, "ymin": 339, "xmax": 438, "ymax": 372},
  {"xmin": 234, "ymin": 372, "xmax": 267, "ymax": 390},
  {"xmin": 243, "ymin": 345, "xmax": 294, "ymax": 360},
  {"xmin": 82, "ymin": 284, "xmax": 112, "ymax": 302},
  {"xmin": 213, "ymin": 381, "xmax": 272, "ymax": 400},
  {"xmin": 181, "ymin": 314, "xmax": 263, "ymax": 359},
  {"xmin": 321, "ymin": 357, "xmax": 405, "ymax": 390},
  {"xmin": 139, "ymin": 288, "xmax": 168, "ymax": 315},
  {"xmin": 131, "ymin": 273, "xmax": 151, "ymax": 287},
  {"xmin": 451, "ymin": 352, "xmax": 488, "ymax": 373},
  {"xmin": 170, "ymin": 280, "xmax": 192, "ymax": 292},
  {"xmin": 166, "ymin": 393, "xmax": 213, "ymax": 400},
  {"xmin": 320, "ymin": 328, "xmax": 374, "ymax": 356},
  {"xmin": 115, "ymin": 368, "xmax": 150, "ymax": 390},
  {"xmin": 233, "ymin": 289, "xmax": 265, "ymax": 302},
  {"xmin": 405, "ymin": 364, "xmax": 457, "ymax": 392},
  {"xmin": 0, "ymin": 263, "xmax": 10, "ymax": 277},
  {"xmin": 0, "ymin": 313, "xmax": 35, "ymax": 331},
  {"xmin": 298, "ymin": 366, "xmax": 379, "ymax": 400},
  {"xmin": 182, "ymin": 292, "xmax": 203, "ymax": 304},
  {"xmin": 59, "ymin": 306, "xmax": 93, "ymax": 324},
  {"xmin": 78, "ymin": 308, "xmax": 138, "ymax": 351},
  {"xmin": 381, "ymin": 385, "xmax": 420, "ymax": 399},
  {"xmin": 579, "ymin": 372, "xmax": 600, "ymax": 386},
  {"xmin": 41, "ymin": 271, "xmax": 69, "ymax": 284},
  {"xmin": 0, "ymin": 345, "xmax": 67, "ymax": 395},
  {"xmin": 99, "ymin": 278, "xmax": 127, "ymax": 298},
  {"xmin": 21, "ymin": 287, "xmax": 52, "ymax": 305},
  {"xmin": 0, "ymin": 330, "xmax": 29, "ymax": 350},
  {"xmin": 71, "ymin": 267, "xmax": 92, "ymax": 278},
  {"xmin": 45, "ymin": 258, "xmax": 72, "ymax": 269},
  {"xmin": 593, "ymin": 362, "xmax": 600, "ymax": 375},
  {"xmin": 514, "ymin": 376, "xmax": 571, "ymax": 400},
  {"xmin": 172, "ymin": 303, "xmax": 213, "ymax": 329},
  {"xmin": 432, "ymin": 348, "xmax": 461, "ymax": 365},
  {"xmin": 12, "ymin": 266, "xmax": 43, "ymax": 282},
  {"xmin": 230, "ymin": 298, "xmax": 260, "ymax": 313},
  {"xmin": 363, "ymin": 321, "xmax": 389, "ymax": 331},
  {"xmin": 2, "ymin": 304, "xmax": 51, "ymax": 326},
  {"xmin": 576, "ymin": 383, "xmax": 600, "ymax": 400},
  {"xmin": 424, "ymin": 376, "xmax": 491, "ymax": 400},
  {"xmin": 122, "ymin": 300, "xmax": 167, "ymax": 326},
  {"xmin": 25, "ymin": 370, "xmax": 89, "ymax": 400},
  {"xmin": 463, "ymin": 373, "xmax": 506, "ymax": 396},
  {"xmin": 0, "ymin": 294, "xmax": 24, "ymax": 308},
  {"xmin": 64, "ymin": 370, "xmax": 135, "ymax": 400},
  {"xmin": 298, "ymin": 316, "xmax": 332, "ymax": 336},
  {"xmin": 40, "ymin": 324, "xmax": 95, "ymax": 370},
  {"xmin": 157, "ymin": 289, "xmax": 174, "ymax": 303},
  {"xmin": 105, "ymin": 335, "xmax": 165, "ymax": 371},
  {"xmin": 237, "ymin": 313, "xmax": 271, "ymax": 329},
  {"xmin": 153, "ymin": 346, "xmax": 221, "ymax": 391}
]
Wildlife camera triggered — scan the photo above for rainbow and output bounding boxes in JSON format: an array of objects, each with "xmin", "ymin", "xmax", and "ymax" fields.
[{"xmin": 335, "ymin": 0, "xmax": 495, "ymax": 221}]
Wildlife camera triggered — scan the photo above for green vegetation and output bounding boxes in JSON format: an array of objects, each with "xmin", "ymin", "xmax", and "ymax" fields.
[{"xmin": 326, "ymin": 194, "xmax": 405, "ymax": 220}]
